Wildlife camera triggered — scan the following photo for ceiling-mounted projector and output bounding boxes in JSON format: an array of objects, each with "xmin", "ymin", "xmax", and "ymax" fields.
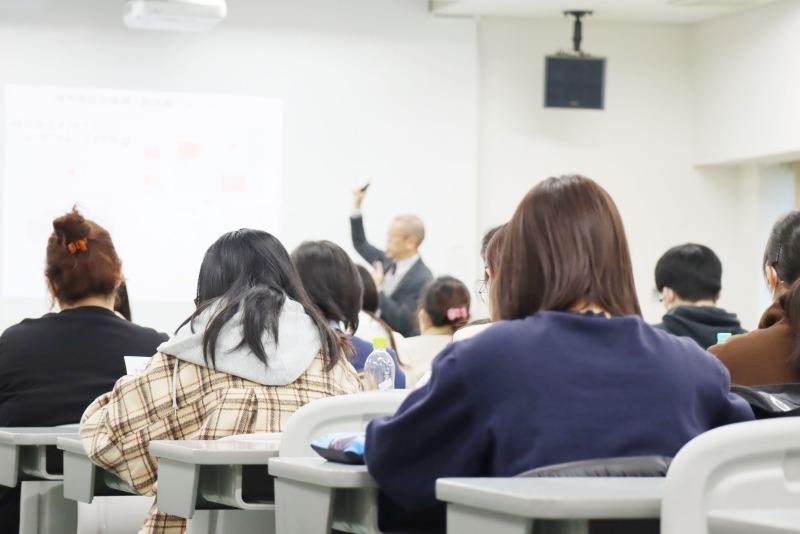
[{"xmin": 124, "ymin": 0, "xmax": 227, "ymax": 31}]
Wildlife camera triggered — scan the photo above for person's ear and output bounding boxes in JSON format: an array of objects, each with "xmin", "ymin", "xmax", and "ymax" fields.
[
  {"xmin": 115, "ymin": 267, "xmax": 124, "ymax": 290},
  {"xmin": 663, "ymin": 287, "xmax": 675, "ymax": 309},
  {"xmin": 418, "ymin": 309, "xmax": 430, "ymax": 330},
  {"xmin": 766, "ymin": 265, "xmax": 780, "ymax": 290}
]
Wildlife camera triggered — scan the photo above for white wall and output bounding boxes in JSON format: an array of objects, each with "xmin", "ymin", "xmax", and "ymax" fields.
[
  {"xmin": 694, "ymin": 0, "xmax": 800, "ymax": 165},
  {"xmin": 477, "ymin": 17, "xmax": 753, "ymax": 326},
  {"xmin": 0, "ymin": 0, "xmax": 478, "ymax": 333}
]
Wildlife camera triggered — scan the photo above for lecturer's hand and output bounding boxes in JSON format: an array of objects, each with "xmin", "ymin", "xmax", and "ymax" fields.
[
  {"xmin": 353, "ymin": 185, "xmax": 368, "ymax": 210},
  {"xmin": 371, "ymin": 261, "xmax": 385, "ymax": 290}
]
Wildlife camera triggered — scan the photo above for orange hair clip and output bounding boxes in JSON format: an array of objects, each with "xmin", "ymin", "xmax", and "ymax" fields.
[{"xmin": 67, "ymin": 239, "xmax": 88, "ymax": 254}]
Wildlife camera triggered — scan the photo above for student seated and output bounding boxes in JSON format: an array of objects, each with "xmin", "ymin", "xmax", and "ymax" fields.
[
  {"xmin": 397, "ymin": 276, "xmax": 470, "ymax": 384},
  {"xmin": 355, "ymin": 265, "xmax": 403, "ymax": 352},
  {"xmin": 453, "ymin": 224, "xmax": 507, "ymax": 343},
  {"xmin": 0, "ymin": 208, "xmax": 167, "ymax": 534},
  {"xmin": 710, "ymin": 210, "xmax": 800, "ymax": 385},
  {"xmin": 291, "ymin": 240, "xmax": 406, "ymax": 389},
  {"xmin": 653, "ymin": 243, "xmax": 746, "ymax": 349},
  {"xmin": 364, "ymin": 175, "xmax": 753, "ymax": 525},
  {"xmin": 80, "ymin": 229, "xmax": 362, "ymax": 534}
]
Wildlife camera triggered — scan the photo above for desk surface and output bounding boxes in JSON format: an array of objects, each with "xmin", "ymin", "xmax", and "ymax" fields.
[
  {"xmin": 436, "ymin": 478, "xmax": 664, "ymax": 519},
  {"xmin": 150, "ymin": 439, "xmax": 280, "ymax": 464},
  {"xmin": 0, "ymin": 428, "xmax": 79, "ymax": 446},
  {"xmin": 57, "ymin": 436, "xmax": 86, "ymax": 454},
  {"xmin": 269, "ymin": 457, "xmax": 376, "ymax": 489},
  {"xmin": 708, "ymin": 509, "xmax": 800, "ymax": 534}
]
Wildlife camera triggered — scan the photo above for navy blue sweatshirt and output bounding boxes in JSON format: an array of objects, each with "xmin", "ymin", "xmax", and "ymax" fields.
[{"xmin": 365, "ymin": 311, "xmax": 753, "ymax": 517}]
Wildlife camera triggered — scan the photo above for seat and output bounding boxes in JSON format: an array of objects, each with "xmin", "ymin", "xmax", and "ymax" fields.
[
  {"xmin": 0, "ymin": 426, "xmax": 79, "ymax": 534},
  {"xmin": 269, "ymin": 390, "xmax": 410, "ymax": 534},
  {"xmin": 152, "ymin": 391, "xmax": 408, "ymax": 533},
  {"xmin": 661, "ymin": 418, "xmax": 800, "ymax": 534}
]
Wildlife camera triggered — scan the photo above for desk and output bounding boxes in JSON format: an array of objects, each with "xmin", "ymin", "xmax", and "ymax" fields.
[
  {"xmin": 436, "ymin": 478, "xmax": 664, "ymax": 534},
  {"xmin": 0, "ymin": 428, "xmax": 78, "ymax": 487},
  {"xmin": 57, "ymin": 436, "xmax": 137, "ymax": 503},
  {"xmin": 269, "ymin": 457, "xmax": 379, "ymax": 534},
  {"xmin": 708, "ymin": 509, "xmax": 800, "ymax": 534},
  {"xmin": 150, "ymin": 438, "xmax": 281, "ymax": 518}
]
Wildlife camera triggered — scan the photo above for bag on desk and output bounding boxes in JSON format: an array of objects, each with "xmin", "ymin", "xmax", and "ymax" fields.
[
  {"xmin": 731, "ymin": 383, "xmax": 800, "ymax": 419},
  {"xmin": 310, "ymin": 432, "xmax": 366, "ymax": 464}
]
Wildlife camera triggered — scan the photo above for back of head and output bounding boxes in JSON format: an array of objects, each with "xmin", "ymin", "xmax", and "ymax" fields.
[
  {"xmin": 484, "ymin": 223, "xmax": 508, "ymax": 281},
  {"xmin": 114, "ymin": 281, "xmax": 132, "ymax": 321},
  {"xmin": 655, "ymin": 244, "xmax": 722, "ymax": 302},
  {"xmin": 767, "ymin": 211, "xmax": 800, "ymax": 367},
  {"xmin": 492, "ymin": 175, "xmax": 641, "ymax": 320},
  {"xmin": 291, "ymin": 240, "xmax": 363, "ymax": 335},
  {"xmin": 764, "ymin": 210, "xmax": 800, "ymax": 286},
  {"xmin": 480, "ymin": 225, "xmax": 504, "ymax": 266},
  {"xmin": 46, "ymin": 208, "xmax": 121, "ymax": 305},
  {"xmin": 185, "ymin": 229, "xmax": 341, "ymax": 370},
  {"xmin": 420, "ymin": 276, "xmax": 471, "ymax": 333},
  {"xmin": 357, "ymin": 265, "xmax": 379, "ymax": 314}
]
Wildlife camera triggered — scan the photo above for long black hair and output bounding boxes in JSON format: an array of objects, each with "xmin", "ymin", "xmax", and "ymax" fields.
[
  {"xmin": 291, "ymin": 240, "xmax": 363, "ymax": 335},
  {"xmin": 177, "ymin": 229, "xmax": 343, "ymax": 371},
  {"xmin": 356, "ymin": 264, "xmax": 399, "ymax": 352}
]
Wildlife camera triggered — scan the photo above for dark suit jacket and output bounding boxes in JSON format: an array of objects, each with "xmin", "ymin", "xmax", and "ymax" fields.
[{"xmin": 351, "ymin": 215, "xmax": 433, "ymax": 337}]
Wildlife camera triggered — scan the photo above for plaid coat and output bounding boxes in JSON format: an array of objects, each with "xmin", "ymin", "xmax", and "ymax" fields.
[{"xmin": 80, "ymin": 350, "xmax": 362, "ymax": 534}]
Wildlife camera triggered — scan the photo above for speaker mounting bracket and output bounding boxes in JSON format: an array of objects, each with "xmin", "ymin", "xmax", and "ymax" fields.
[{"xmin": 564, "ymin": 11, "xmax": 593, "ymax": 54}]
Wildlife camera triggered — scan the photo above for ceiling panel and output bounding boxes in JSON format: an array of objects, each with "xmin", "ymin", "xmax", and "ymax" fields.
[{"xmin": 430, "ymin": 0, "xmax": 778, "ymax": 23}]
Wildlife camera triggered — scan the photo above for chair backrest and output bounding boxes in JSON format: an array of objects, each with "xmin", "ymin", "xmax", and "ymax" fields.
[
  {"xmin": 278, "ymin": 391, "xmax": 409, "ymax": 457},
  {"xmin": 661, "ymin": 418, "xmax": 800, "ymax": 534}
]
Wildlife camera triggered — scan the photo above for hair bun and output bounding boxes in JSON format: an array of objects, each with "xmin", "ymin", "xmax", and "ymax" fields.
[{"xmin": 52, "ymin": 208, "xmax": 92, "ymax": 244}]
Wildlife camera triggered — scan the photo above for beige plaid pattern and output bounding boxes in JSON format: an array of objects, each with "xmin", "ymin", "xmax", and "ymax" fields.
[{"xmin": 81, "ymin": 351, "xmax": 362, "ymax": 534}]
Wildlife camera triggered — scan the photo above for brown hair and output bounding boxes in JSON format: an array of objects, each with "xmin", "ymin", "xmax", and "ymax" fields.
[
  {"xmin": 492, "ymin": 175, "xmax": 641, "ymax": 320},
  {"xmin": 765, "ymin": 210, "xmax": 800, "ymax": 366},
  {"xmin": 420, "ymin": 276, "xmax": 471, "ymax": 334},
  {"xmin": 45, "ymin": 208, "xmax": 121, "ymax": 305}
]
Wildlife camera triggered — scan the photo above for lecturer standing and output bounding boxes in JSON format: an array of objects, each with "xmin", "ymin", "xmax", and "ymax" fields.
[{"xmin": 350, "ymin": 186, "xmax": 433, "ymax": 337}]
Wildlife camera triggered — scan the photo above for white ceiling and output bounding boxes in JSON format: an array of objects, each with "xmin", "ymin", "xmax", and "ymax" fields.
[{"xmin": 430, "ymin": 0, "xmax": 778, "ymax": 23}]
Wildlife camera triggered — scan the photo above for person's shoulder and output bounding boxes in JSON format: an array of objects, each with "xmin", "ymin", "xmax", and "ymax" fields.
[
  {"xmin": 709, "ymin": 321, "xmax": 791, "ymax": 361},
  {"xmin": 1, "ymin": 313, "xmax": 59, "ymax": 340},
  {"xmin": 127, "ymin": 322, "xmax": 169, "ymax": 342},
  {"xmin": 641, "ymin": 320, "xmax": 729, "ymax": 371},
  {"xmin": 351, "ymin": 335, "xmax": 373, "ymax": 353}
]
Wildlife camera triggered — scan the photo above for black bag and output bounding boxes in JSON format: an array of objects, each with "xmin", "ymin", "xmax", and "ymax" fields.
[
  {"xmin": 517, "ymin": 455, "xmax": 671, "ymax": 478},
  {"xmin": 731, "ymin": 383, "xmax": 800, "ymax": 419}
]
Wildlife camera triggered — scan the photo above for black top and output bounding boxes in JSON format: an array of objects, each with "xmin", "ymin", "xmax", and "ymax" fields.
[
  {"xmin": 0, "ymin": 306, "xmax": 167, "ymax": 534},
  {"xmin": 0, "ymin": 307, "xmax": 167, "ymax": 426},
  {"xmin": 653, "ymin": 305, "xmax": 747, "ymax": 350}
]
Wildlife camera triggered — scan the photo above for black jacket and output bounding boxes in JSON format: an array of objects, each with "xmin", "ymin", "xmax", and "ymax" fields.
[
  {"xmin": 0, "ymin": 306, "xmax": 167, "ymax": 534},
  {"xmin": 654, "ymin": 305, "xmax": 747, "ymax": 350}
]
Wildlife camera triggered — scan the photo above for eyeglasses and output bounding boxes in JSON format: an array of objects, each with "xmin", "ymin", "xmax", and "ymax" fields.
[{"xmin": 475, "ymin": 279, "xmax": 488, "ymax": 303}]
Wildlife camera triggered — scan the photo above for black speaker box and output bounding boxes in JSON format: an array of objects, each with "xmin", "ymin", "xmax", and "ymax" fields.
[{"xmin": 545, "ymin": 56, "xmax": 606, "ymax": 110}]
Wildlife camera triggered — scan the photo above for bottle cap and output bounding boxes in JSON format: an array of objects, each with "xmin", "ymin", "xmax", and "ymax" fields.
[
  {"xmin": 717, "ymin": 332, "xmax": 732, "ymax": 344},
  {"xmin": 373, "ymin": 337, "xmax": 388, "ymax": 349}
]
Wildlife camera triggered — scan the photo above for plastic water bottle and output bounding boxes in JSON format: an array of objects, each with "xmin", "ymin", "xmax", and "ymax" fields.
[{"xmin": 364, "ymin": 337, "xmax": 395, "ymax": 391}]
